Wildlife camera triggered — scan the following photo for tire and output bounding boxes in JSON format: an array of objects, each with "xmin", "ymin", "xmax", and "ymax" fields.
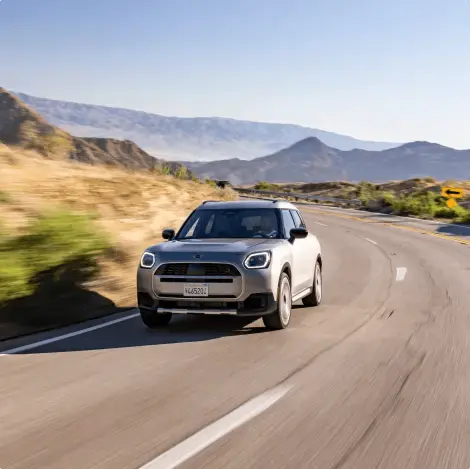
[
  {"xmin": 140, "ymin": 309, "xmax": 172, "ymax": 329},
  {"xmin": 302, "ymin": 259, "xmax": 322, "ymax": 307},
  {"xmin": 263, "ymin": 273, "xmax": 292, "ymax": 330}
]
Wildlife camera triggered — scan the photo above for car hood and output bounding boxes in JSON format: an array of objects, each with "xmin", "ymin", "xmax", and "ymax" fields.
[{"xmin": 150, "ymin": 238, "xmax": 279, "ymax": 254}]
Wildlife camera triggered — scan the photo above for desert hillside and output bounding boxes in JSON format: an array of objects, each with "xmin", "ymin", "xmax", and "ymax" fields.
[
  {"xmin": 0, "ymin": 147, "xmax": 234, "ymax": 340},
  {"xmin": 0, "ymin": 89, "xmax": 235, "ymax": 341}
]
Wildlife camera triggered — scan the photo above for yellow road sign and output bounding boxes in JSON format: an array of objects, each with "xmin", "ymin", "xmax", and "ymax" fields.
[
  {"xmin": 446, "ymin": 198, "xmax": 457, "ymax": 208},
  {"xmin": 441, "ymin": 186, "xmax": 463, "ymax": 199}
]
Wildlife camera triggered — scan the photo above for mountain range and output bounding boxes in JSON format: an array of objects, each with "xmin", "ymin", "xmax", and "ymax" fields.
[
  {"xmin": 14, "ymin": 91, "xmax": 400, "ymax": 162},
  {"xmin": 3, "ymin": 88, "xmax": 469, "ymax": 185},
  {"xmin": 184, "ymin": 137, "xmax": 470, "ymax": 185}
]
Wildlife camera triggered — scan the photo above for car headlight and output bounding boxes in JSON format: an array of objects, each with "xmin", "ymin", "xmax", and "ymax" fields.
[
  {"xmin": 244, "ymin": 251, "xmax": 271, "ymax": 269},
  {"xmin": 140, "ymin": 251, "xmax": 156, "ymax": 269}
]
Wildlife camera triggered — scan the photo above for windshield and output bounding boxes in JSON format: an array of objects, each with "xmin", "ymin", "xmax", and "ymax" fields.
[{"xmin": 177, "ymin": 208, "xmax": 281, "ymax": 239}]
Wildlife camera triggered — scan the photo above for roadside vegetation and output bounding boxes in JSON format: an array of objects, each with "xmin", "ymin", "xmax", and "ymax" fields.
[
  {"xmin": 353, "ymin": 181, "xmax": 469, "ymax": 222},
  {"xmin": 254, "ymin": 181, "xmax": 280, "ymax": 191},
  {"xmin": 0, "ymin": 147, "xmax": 236, "ymax": 340},
  {"xmin": 250, "ymin": 178, "xmax": 470, "ymax": 223}
]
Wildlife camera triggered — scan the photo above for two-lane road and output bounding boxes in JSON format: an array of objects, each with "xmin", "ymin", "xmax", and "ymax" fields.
[{"xmin": 1, "ymin": 206, "xmax": 470, "ymax": 469}]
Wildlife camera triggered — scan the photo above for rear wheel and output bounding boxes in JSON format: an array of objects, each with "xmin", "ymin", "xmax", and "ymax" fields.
[
  {"xmin": 302, "ymin": 260, "xmax": 322, "ymax": 307},
  {"xmin": 140, "ymin": 309, "xmax": 172, "ymax": 329},
  {"xmin": 263, "ymin": 273, "xmax": 292, "ymax": 330}
]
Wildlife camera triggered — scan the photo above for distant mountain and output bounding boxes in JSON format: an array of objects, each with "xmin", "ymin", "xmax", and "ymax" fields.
[
  {"xmin": 13, "ymin": 91, "xmax": 401, "ymax": 162},
  {"xmin": 184, "ymin": 137, "xmax": 470, "ymax": 185},
  {"xmin": 0, "ymin": 88, "xmax": 192, "ymax": 176}
]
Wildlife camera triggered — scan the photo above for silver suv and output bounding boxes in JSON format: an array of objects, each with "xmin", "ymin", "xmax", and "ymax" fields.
[{"xmin": 137, "ymin": 199, "xmax": 323, "ymax": 330}]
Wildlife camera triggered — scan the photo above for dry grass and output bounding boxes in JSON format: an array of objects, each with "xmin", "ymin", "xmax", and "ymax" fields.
[{"xmin": 0, "ymin": 148, "xmax": 236, "ymax": 320}]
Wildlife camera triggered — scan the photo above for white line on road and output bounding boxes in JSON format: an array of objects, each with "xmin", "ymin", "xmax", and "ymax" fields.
[
  {"xmin": 139, "ymin": 384, "xmax": 293, "ymax": 469},
  {"xmin": 396, "ymin": 267, "xmax": 407, "ymax": 282},
  {"xmin": 364, "ymin": 237, "xmax": 378, "ymax": 245},
  {"xmin": 313, "ymin": 222, "xmax": 327, "ymax": 227},
  {"xmin": 0, "ymin": 312, "xmax": 140, "ymax": 356}
]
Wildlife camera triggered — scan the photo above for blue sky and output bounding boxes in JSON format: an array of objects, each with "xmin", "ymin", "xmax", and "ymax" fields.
[{"xmin": 1, "ymin": 0, "xmax": 470, "ymax": 148}]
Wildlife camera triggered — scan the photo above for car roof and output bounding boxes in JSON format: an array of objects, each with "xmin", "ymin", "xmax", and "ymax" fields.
[{"xmin": 197, "ymin": 199, "xmax": 298, "ymax": 210}]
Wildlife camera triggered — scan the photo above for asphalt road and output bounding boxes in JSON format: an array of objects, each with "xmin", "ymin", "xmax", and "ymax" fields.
[{"xmin": 2, "ymin": 206, "xmax": 470, "ymax": 469}]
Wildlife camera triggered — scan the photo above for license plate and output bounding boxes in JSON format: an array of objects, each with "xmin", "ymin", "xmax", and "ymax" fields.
[{"xmin": 183, "ymin": 283, "xmax": 209, "ymax": 297}]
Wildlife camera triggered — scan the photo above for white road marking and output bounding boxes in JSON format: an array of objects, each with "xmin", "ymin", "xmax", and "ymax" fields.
[
  {"xmin": 139, "ymin": 384, "xmax": 293, "ymax": 469},
  {"xmin": 0, "ymin": 312, "xmax": 139, "ymax": 356},
  {"xmin": 313, "ymin": 222, "xmax": 327, "ymax": 227},
  {"xmin": 364, "ymin": 237, "xmax": 378, "ymax": 245},
  {"xmin": 396, "ymin": 267, "xmax": 407, "ymax": 282}
]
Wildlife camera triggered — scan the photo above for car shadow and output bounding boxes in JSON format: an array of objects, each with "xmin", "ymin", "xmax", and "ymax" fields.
[
  {"xmin": 0, "ymin": 257, "xmax": 127, "ymax": 342},
  {"xmin": 12, "ymin": 314, "xmax": 268, "ymax": 354}
]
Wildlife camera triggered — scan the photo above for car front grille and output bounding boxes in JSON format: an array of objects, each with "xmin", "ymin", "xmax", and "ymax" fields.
[{"xmin": 155, "ymin": 263, "xmax": 241, "ymax": 277}]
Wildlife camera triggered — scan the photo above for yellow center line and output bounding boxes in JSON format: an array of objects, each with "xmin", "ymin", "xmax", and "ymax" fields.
[{"xmin": 303, "ymin": 209, "xmax": 470, "ymax": 246}]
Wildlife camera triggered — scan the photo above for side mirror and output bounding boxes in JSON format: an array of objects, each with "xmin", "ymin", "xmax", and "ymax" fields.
[
  {"xmin": 162, "ymin": 228, "xmax": 175, "ymax": 240},
  {"xmin": 289, "ymin": 227, "xmax": 308, "ymax": 240}
]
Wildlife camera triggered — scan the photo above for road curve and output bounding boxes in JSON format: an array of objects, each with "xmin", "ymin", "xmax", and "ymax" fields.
[{"xmin": 1, "ymin": 206, "xmax": 470, "ymax": 469}]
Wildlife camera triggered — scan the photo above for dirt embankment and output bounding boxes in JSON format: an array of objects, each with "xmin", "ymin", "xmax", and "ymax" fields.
[{"xmin": 0, "ymin": 148, "xmax": 236, "ymax": 341}]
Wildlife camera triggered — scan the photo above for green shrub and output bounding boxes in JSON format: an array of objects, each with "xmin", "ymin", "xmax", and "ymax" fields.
[
  {"xmin": 0, "ymin": 210, "xmax": 111, "ymax": 304},
  {"xmin": 174, "ymin": 165, "xmax": 189, "ymax": 180},
  {"xmin": 356, "ymin": 181, "xmax": 378, "ymax": 206},
  {"xmin": 434, "ymin": 204, "xmax": 470, "ymax": 222},
  {"xmin": 161, "ymin": 164, "xmax": 172, "ymax": 175},
  {"xmin": 380, "ymin": 191, "xmax": 397, "ymax": 207},
  {"xmin": 254, "ymin": 181, "xmax": 279, "ymax": 191},
  {"xmin": 205, "ymin": 179, "xmax": 217, "ymax": 188},
  {"xmin": 390, "ymin": 191, "xmax": 439, "ymax": 217}
]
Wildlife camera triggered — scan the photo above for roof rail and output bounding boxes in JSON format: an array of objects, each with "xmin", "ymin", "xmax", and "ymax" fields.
[
  {"xmin": 201, "ymin": 200, "xmax": 219, "ymax": 205},
  {"xmin": 252, "ymin": 197, "xmax": 285, "ymax": 203},
  {"xmin": 244, "ymin": 197, "xmax": 286, "ymax": 203}
]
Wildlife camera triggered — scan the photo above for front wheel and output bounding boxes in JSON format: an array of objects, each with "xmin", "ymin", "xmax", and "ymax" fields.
[
  {"xmin": 140, "ymin": 309, "xmax": 172, "ymax": 329},
  {"xmin": 302, "ymin": 260, "xmax": 322, "ymax": 307},
  {"xmin": 263, "ymin": 273, "xmax": 292, "ymax": 330}
]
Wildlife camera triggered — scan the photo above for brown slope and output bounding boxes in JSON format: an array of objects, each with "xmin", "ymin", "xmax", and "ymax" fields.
[
  {"xmin": 0, "ymin": 87, "xmax": 192, "ymax": 176},
  {"xmin": 71, "ymin": 137, "xmax": 160, "ymax": 170},
  {"xmin": 0, "ymin": 87, "xmax": 71, "ymax": 151}
]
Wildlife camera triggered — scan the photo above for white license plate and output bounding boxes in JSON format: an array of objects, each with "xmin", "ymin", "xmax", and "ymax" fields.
[{"xmin": 183, "ymin": 283, "xmax": 209, "ymax": 297}]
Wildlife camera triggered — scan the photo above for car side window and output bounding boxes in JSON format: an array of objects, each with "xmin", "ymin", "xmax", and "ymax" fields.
[
  {"xmin": 281, "ymin": 209, "xmax": 296, "ymax": 238},
  {"xmin": 290, "ymin": 210, "xmax": 306, "ymax": 228}
]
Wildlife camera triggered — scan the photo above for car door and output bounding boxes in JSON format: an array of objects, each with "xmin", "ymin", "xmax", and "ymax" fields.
[
  {"xmin": 290, "ymin": 209, "xmax": 317, "ymax": 287},
  {"xmin": 280, "ymin": 209, "xmax": 309, "ymax": 295}
]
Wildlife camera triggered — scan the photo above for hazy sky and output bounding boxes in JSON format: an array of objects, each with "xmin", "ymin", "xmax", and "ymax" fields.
[{"xmin": 1, "ymin": 0, "xmax": 470, "ymax": 147}]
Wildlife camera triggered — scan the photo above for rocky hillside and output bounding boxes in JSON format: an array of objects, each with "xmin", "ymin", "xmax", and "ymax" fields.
[
  {"xmin": 0, "ymin": 88, "xmax": 192, "ymax": 176},
  {"xmin": 185, "ymin": 137, "xmax": 470, "ymax": 185},
  {"xmin": 14, "ymin": 91, "xmax": 400, "ymax": 161}
]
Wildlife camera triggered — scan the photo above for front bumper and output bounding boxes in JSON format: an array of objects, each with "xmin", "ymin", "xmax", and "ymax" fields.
[
  {"xmin": 137, "ymin": 292, "xmax": 277, "ymax": 317},
  {"xmin": 137, "ymin": 260, "xmax": 278, "ymax": 316}
]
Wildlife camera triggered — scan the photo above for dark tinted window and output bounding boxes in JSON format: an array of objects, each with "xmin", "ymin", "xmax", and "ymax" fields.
[
  {"xmin": 281, "ymin": 209, "xmax": 296, "ymax": 238},
  {"xmin": 290, "ymin": 210, "xmax": 306, "ymax": 228},
  {"xmin": 177, "ymin": 208, "xmax": 281, "ymax": 239}
]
